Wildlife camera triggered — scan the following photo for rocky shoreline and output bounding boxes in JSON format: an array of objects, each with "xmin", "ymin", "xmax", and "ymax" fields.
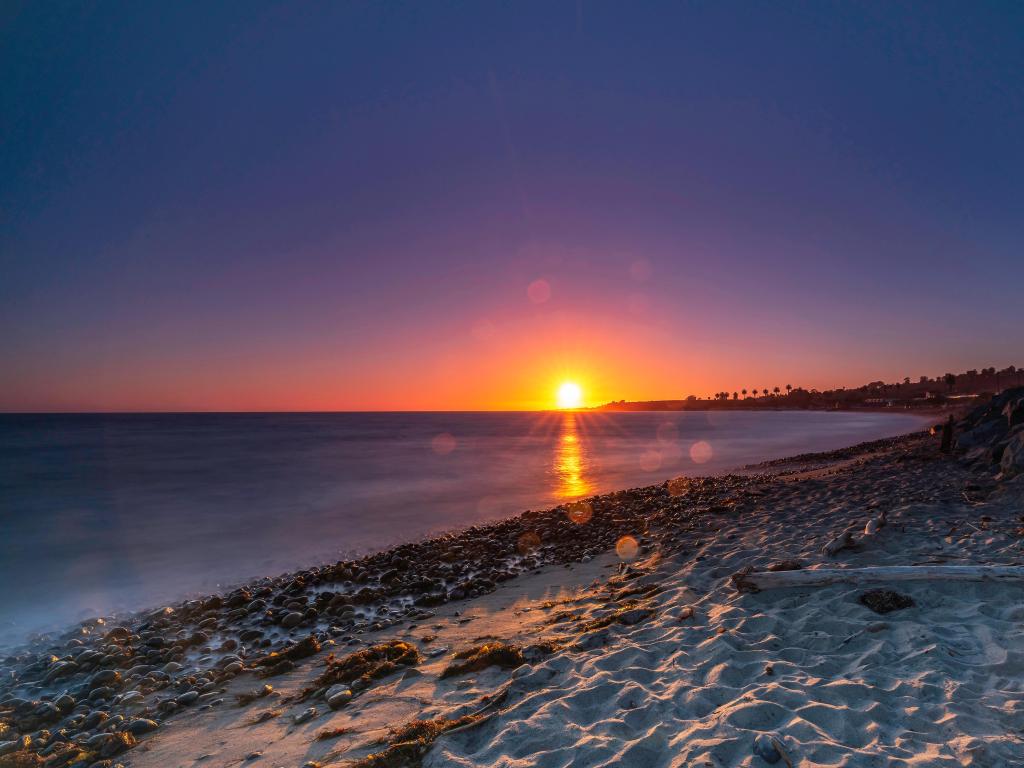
[
  {"xmin": 4, "ymin": 392, "xmax": 1022, "ymax": 768},
  {"xmin": 0, "ymin": 454, "xmax": 763, "ymax": 766}
]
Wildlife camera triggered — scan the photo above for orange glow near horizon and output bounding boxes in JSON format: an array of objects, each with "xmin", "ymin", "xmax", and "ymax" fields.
[{"xmin": 556, "ymin": 381, "xmax": 583, "ymax": 409}]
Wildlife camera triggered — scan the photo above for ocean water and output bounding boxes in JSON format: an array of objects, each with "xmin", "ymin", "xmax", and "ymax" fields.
[{"xmin": 0, "ymin": 410, "xmax": 929, "ymax": 644}]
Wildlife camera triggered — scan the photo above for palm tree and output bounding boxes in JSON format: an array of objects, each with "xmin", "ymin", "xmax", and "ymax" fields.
[
  {"xmin": 785, "ymin": 384, "xmax": 792, "ymax": 396},
  {"xmin": 732, "ymin": 392, "xmax": 738, "ymax": 400},
  {"xmin": 772, "ymin": 386, "xmax": 780, "ymax": 396},
  {"xmin": 741, "ymin": 388, "xmax": 747, "ymax": 398},
  {"xmin": 762, "ymin": 388, "xmax": 769, "ymax": 397}
]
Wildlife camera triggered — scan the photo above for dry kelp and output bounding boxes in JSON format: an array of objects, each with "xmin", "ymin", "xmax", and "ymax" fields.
[
  {"xmin": 298, "ymin": 640, "xmax": 420, "ymax": 699},
  {"xmin": 347, "ymin": 715, "xmax": 484, "ymax": 768},
  {"xmin": 253, "ymin": 634, "xmax": 321, "ymax": 676}
]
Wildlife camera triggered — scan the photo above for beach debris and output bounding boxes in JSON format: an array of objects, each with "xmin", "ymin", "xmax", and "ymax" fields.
[
  {"xmin": 580, "ymin": 604, "xmax": 655, "ymax": 631},
  {"xmin": 859, "ymin": 589, "xmax": 914, "ymax": 614},
  {"xmin": 348, "ymin": 715, "xmax": 485, "ymax": 768},
  {"xmin": 253, "ymin": 634, "xmax": 322, "ymax": 674},
  {"xmin": 237, "ymin": 684, "xmax": 274, "ymax": 707},
  {"xmin": 822, "ymin": 527, "xmax": 858, "ymax": 557},
  {"xmin": 863, "ymin": 510, "xmax": 887, "ymax": 536},
  {"xmin": 297, "ymin": 640, "xmax": 420, "ymax": 700},
  {"xmin": 679, "ymin": 606, "xmax": 695, "ymax": 620},
  {"xmin": 315, "ymin": 726, "xmax": 351, "ymax": 740},
  {"xmin": 733, "ymin": 565, "xmax": 1024, "ymax": 592},
  {"xmin": 753, "ymin": 733, "xmax": 782, "ymax": 763},
  {"xmin": 766, "ymin": 560, "xmax": 802, "ymax": 572},
  {"xmin": 441, "ymin": 642, "xmax": 525, "ymax": 678},
  {"xmin": 248, "ymin": 709, "xmax": 282, "ymax": 725},
  {"xmin": 752, "ymin": 732, "xmax": 793, "ymax": 766}
]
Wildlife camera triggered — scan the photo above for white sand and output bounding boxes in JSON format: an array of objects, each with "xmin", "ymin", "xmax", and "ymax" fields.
[{"xmin": 128, "ymin": 439, "xmax": 1024, "ymax": 768}]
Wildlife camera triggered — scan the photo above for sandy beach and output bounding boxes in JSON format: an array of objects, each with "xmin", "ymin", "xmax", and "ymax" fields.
[{"xmin": 3, "ymin": 395, "xmax": 1024, "ymax": 768}]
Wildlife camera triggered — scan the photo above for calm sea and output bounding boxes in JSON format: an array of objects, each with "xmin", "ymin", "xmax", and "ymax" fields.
[{"xmin": 0, "ymin": 410, "xmax": 929, "ymax": 644}]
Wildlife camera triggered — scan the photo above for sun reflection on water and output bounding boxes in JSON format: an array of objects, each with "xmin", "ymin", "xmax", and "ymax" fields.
[{"xmin": 553, "ymin": 412, "xmax": 593, "ymax": 499}]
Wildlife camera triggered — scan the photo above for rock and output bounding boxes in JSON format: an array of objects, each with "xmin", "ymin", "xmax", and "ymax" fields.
[
  {"xmin": 0, "ymin": 741, "xmax": 22, "ymax": 757},
  {"xmin": 127, "ymin": 718, "xmax": 159, "ymax": 736},
  {"xmin": 326, "ymin": 688, "xmax": 352, "ymax": 710},
  {"xmin": 1004, "ymin": 398, "xmax": 1024, "ymax": 428},
  {"xmin": 294, "ymin": 706, "xmax": 317, "ymax": 724},
  {"xmin": 94, "ymin": 731, "xmax": 136, "ymax": 758},
  {"xmin": 161, "ymin": 662, "xmax": 182, "ymax": 674},
  {"xmin": 956, "ymin": 419, "xmax": 1006, "ymax": 451},
  {"xmin": 89, "ymin": 669, "xmax": 122, "ymax": 688},
  {"xmin": 281, "ymin": 612, "xmax": 304, "ymax": 628},
  {"xmin": 753, "ymin": 732, "xmax": 783, "ymax": 764},
  {"xmin": 118, "ymin": 691, "xmax": 144, "ymax": 707},
  {"xmin": 859, "ymin": 589, "xmax": 914, "ymax": 614},
  {"xmin": 176, "ymin": 690, "xmax": 199, "ymax": 705},
  {"xmin": 1000, "ymin": 429, "xmax": 1024, "ymax": 478}
]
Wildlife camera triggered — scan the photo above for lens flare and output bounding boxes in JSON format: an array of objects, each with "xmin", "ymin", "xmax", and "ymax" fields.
[
  {"xmin": 616, "ymin": 535, "xmax": 639, "ymax": 561},
  {"xmin": 431, "ymin": 433, "xmax": 456, "ymax": 454},
  {"xmin": 566, "ymin": 500, "xmax": 593, "ymax": 524},
  {"xmin": 517, "ymin": 531, "xmax": 541, "ymax": 555},
  {"xmin": 689, "ymin": 440, "xmax": 713, "ymax": 464},
  {"xmin": 527, "ymin": 279, "xmax": 551, "ymax": 303}
]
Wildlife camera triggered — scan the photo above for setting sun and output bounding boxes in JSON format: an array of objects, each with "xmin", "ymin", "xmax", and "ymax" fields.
[{"xmin": 557, "ymin": 381, "xmax": 583, "ymax": 409}]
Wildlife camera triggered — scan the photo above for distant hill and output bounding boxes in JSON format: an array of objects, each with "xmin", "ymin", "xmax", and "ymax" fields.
[{"xmin": 593, "ymin": 365, "xmax": 1023, "ymax": 412}]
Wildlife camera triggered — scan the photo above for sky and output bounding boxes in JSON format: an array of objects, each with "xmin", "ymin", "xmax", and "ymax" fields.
[{"xmin": 2, "ymin": 1, "xmax": 1023, "ymax": 411}]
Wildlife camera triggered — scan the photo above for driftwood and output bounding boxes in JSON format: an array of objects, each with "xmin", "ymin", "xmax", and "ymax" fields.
[
  {"xmin": 822, "ymin": 527, "xmax": 858, "ymax": 557},
  {"xmin": 732, "ymin": 565, "xmax": 1024, "ymax": 594},
  {"xmin": 864, "ymin": 510, "xmax": 887, "ymax": 536}
]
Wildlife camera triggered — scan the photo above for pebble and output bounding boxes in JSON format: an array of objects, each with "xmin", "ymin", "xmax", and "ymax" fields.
[
  {"xmin": 127, "ymin": 718, "xmax": 160, "ymax": 736},
  {"xmin": 325, "ymin": 686, "xmax": 352, "ymax": 709},
  {"xmin": 294, "ymin": 707, "xmax": 317, "ymax": 724},
  {"xmin": 753, "ymin": 733, "xmax": 784, "ymax": 764},
  {"xmin": 281, "ymin": 612, "xmax": 304, "ymax": 628}
]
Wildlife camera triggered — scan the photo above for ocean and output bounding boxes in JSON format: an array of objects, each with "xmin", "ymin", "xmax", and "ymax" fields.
[{"xmin": 0, "ymin": 410, "xmax": 930, "ymax": 645}]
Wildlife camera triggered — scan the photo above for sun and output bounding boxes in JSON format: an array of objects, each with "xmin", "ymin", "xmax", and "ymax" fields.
[{"xmin": 557, "ymin": 381, "xmax": 583, "ymax": 409}]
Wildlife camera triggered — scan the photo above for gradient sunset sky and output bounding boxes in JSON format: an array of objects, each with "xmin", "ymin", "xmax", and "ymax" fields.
[{"xmin": 2, "ymin": 2, "xmax": 1023, "ymax": 411}]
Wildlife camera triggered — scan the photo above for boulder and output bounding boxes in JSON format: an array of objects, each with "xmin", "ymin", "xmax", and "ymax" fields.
[{"xmin": 1000, "ymin": 428, "xmax": 1024, "ymax": 478}]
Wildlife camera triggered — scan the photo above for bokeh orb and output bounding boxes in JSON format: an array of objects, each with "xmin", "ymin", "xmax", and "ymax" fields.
[
  {"xmin": 656, "ymin": 421, "xmax": 679, "ymax": 444},
  {"xmin": 431, "ymin": 432, "xmax": 457, "ymax": 455},
  {"xmin": 527, "ymin": 278, "xmax": 551, "ymax": 304},
  {"xmin": 616, "ymin": 535, "xmax": 639, "ymax": 561},
  {"xmin": 689, "ymin": 440, "xmax": 713, "ymax": 464},
  {"xmin": 517, "ymin": 531, "xmax": 541, "ymax": 555},
  {"xmin": 566, "ymin": 501, "xmax": 593, "ymax": 525},
  {"xmin": 639, "ymin": 450, "xmax": 662, "ymax": 472}
]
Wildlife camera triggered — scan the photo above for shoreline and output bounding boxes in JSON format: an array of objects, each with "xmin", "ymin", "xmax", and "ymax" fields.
[{"xmin": 8, "ymin": 407, "xmax": 1024, "ymax": 766}]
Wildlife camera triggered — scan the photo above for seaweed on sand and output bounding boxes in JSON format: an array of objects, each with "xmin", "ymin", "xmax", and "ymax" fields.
[
  {"xmin": 579, "ymin": 604, "xmax": 655, "ymax": 632},
  {"xmin": 298, "ymin": 640, "xmax": 420, "ymax": 700},
  {"xmin": 347, "ymin": 715, "xmax": 485, "ymax": 768},
  {"xmin": 253, "ymin": 635, "xmax": 321, "ymax": 672},
  {"xmin": 315, "ymin": 726, "xmax": 352, "ymax": 740},
  {"xmin": 439, "ymin": 642, "xmax": 526, "ymax": 679}
]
